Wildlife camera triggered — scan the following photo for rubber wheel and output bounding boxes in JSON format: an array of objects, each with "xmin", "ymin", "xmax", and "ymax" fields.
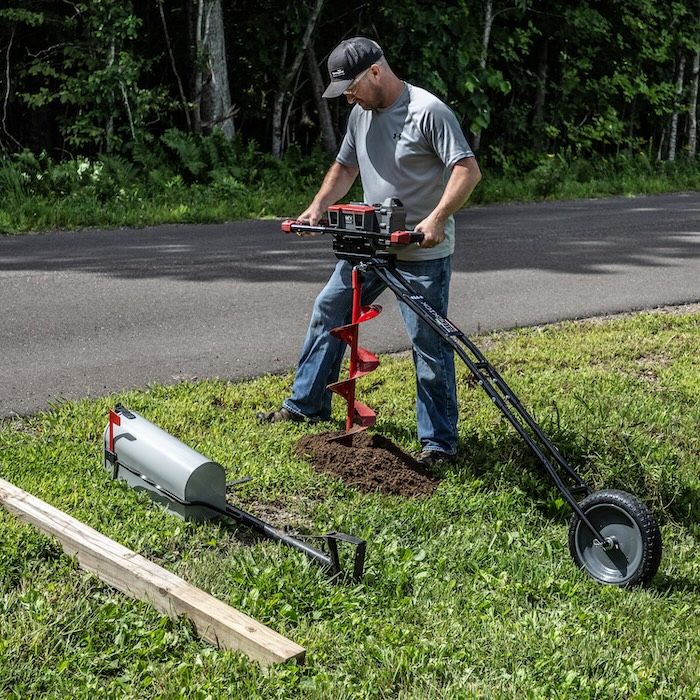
[{"xmin": 568, "ymin": 489, "xmax": 662, "ymax": 587}]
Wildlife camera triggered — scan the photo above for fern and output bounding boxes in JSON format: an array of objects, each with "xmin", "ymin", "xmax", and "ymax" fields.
[{"xmin": 160, "ymin": 129, "xmax": 207, "ymax": 182}]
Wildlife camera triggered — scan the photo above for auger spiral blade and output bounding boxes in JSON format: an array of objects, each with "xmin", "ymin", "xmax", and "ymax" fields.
[{"xmin": 327, "ymin": 268, "xmax": 382, "ymax": 440}]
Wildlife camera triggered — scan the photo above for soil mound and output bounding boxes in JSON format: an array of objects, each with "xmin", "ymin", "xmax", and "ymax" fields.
[{"xmin": 295, "ymin": 431, "xmax": 439, "ymax": 498}]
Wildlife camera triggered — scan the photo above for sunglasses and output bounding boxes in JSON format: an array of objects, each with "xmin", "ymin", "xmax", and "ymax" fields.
[{"xmin": 344, "ymin": 66, "xmax": 373, "ymax": 96}]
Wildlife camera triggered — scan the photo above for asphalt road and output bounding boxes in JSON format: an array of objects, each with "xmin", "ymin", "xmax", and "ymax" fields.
[{"xmin": 1, "ymin": 192, "xmax": 699, "ymax": 418}]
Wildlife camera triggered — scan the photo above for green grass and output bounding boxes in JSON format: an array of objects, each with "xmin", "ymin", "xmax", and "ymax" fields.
[
  {"xmin": 1, "ymin": 308, "xmax": 700, "ymax": 698},
  {"xmin": 0, "ymin": 146, "xmax": 698, "ymax": 234},
  {"xmin": 0, "ymin": 181, "xmax": 318, "ymax": 233},
  {"xmin": 0, "ymin": 160, "xmax": 326, "ymax": 234},
  {"xmin": 472, "ymin": 153, "xmax": 700, "ymax": 205},
  {"xmin": 0, "ymin": 138, "xmax": 334, "ymax": 234}
]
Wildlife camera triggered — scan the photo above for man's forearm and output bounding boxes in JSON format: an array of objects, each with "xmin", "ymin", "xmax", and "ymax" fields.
[
  {"xmin": 301, "ymin": 161, "xmax": 359, "ymax": 223},
  {"xmin": 415, "ymin": 156, "xmax": 481, "ymax": 248},
  {"xmin": 430, "ymin": 157, "xmax": 482, "ymax": 223}
]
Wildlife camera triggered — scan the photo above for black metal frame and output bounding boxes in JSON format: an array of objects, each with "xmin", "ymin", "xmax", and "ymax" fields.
[
  {"xmin": 287, "ymin": 219, "xmax": 613, "ymax": 549},
  {"xmin": 367, "ymin": 259, "xmax": 610, "ymax": 546}
]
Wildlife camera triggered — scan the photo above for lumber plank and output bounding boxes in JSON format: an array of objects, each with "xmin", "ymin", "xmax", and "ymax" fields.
[{"xmin": 0, "ymin": 478, "xmax": 305, "ymax": 667}]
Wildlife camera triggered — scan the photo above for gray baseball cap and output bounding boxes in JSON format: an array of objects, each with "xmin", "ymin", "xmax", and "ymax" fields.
[{"xmin": 322, "ymin": 37, "xmax": 384, "ymax": 98}]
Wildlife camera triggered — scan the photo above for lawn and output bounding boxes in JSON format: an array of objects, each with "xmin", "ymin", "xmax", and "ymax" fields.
[{"xmin": 1, "ymin": 307, "xmax": 699, "ymax": 699}]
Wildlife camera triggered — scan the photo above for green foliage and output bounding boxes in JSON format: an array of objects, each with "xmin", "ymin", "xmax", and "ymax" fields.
[
  {"xmin": 471, "ymin": 151, "xmax": 700, "ymax": 205},
  {"xmin": 0, "ymin": 8, "xmax": 44, "ymax": 26},
  {"xmin": 482, "ymin": 0, "xmax": 699, "ymax": 159},
  {"xmin": 1, "ymin": 143, "xmax": 698, "ymax": 233},
  {"xmin": 1, "ymin": 310, "xmax": 700, "ymax": 697},
  {"xmin": 462, "ymin": 67, "xmax": 512, "ymax": 136},
  {"xmin": 16, "ymin": 1, "xmax": 173, "ymax": 152},
  {"xmin": 2, "ymin": 0, "xmax": 699, "ymax": 163},
  {"xmin": 0, "ymin": 132, "xmax": 335, "ymax": 232}
]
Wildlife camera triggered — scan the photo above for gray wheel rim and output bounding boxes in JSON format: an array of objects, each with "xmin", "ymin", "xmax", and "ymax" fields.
[{"xmin": 574, "ymin": 502, "xmax": 644, "ymax": 584}]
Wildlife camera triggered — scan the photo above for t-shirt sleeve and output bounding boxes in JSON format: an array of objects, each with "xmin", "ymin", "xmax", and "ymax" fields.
[
  {"xmin": 421, "ymin": 100, "xmax": 474, "ymax": 170},
  {"xmin": 336, "ymin": 109, "xmax": 359, "ymax": 168}
]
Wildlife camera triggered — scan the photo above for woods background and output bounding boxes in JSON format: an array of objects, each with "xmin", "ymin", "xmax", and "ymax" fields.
[{"xmin": 1, "ymin": 0, "xmax": 698, "ymax": 166}]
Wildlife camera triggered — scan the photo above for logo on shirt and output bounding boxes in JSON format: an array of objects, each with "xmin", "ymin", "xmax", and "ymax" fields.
[{"xmin": 392, "ymin": 132, "xmax": 402, "ymax": 141}]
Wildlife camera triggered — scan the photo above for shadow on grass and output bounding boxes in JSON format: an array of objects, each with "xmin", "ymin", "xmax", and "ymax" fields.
[
  {"xmin": 655, "ymin": 574, "xmax": 700, "ymax": 595},
  {"xmin": 379, "ymin": 414, "xmax": 699, "ymax": 533}
]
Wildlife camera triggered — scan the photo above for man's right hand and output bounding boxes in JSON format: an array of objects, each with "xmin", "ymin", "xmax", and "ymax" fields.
[
  {"xmin": 296, "ymin": 203, "xmax": 325, "ymax": 226},
  {"xmin": 296, "ymin": 162, "xmax": 359, "ymax": 225}
]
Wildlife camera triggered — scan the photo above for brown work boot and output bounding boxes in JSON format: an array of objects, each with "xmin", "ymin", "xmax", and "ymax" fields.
[{"xmin": 256, "ymin": 407, "xmax": 304, "ymax": 424}]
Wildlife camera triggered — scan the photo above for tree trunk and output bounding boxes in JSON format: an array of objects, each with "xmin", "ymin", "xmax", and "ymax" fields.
[
  {"xmin": 479, "ymin": 0, "xmax": 493, "ymax": 72},
  {"xmin": 306, "ymin": 45, "xmax": 337, "ymax": 155},
  {"xmin": 532, "ymin": 37, "xmax": 549, "ymax": 152},
  {"xmin": 0, "ymin": 26, "xmax": 20, "ymax": 151},
  {"xmin": 271, "ymin": 38, "xmax": 288, "ymax": 160},
  {"xmin": 668, "ymin": 51, "xmax": 686, "ymax": 162},
  {"xmin": 271, "ymin": 0, "xmax": 325, "ymax": 158},
  {"xmin": 187, "ymin": 0, "xmax": 202, "ymax": 133},
  {"xmin": 656, "ymin": 128, "xmax": 666, "ymax": 162},
  {"xmin": 471, "ymin": 0, "xmax": 494, "ymax": 153},
  {"xmin": 105, "ymin": 40, "xmax": 115, "ymax": 153},
  {"xmin": 188, "ymin": 0, "xmax": 234, "ymax": 138},
  {"xmin": 198, "ymin": 0, "xmax": 234, "ymax": 139},
  {"xmin": 119, "ymin": 81, "xmax": 136, "ymax": 142},
  {"xmin": 688, "ymin": 50, "xmax": 699, "ymax": 158}
]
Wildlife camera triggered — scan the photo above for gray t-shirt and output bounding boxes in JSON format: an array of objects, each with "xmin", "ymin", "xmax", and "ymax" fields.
[{"xmin": 336, "ymin": 82, "xmax": 474, "ymax": 261}]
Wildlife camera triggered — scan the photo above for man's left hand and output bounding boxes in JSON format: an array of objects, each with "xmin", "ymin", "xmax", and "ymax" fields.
[{"xmin": 414, "ymin": 214, "xmax": 445, "ymax": 248}]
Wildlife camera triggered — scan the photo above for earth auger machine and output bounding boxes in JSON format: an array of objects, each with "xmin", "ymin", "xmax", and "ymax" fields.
[{"xmin": 282, "ymin": 197, "xmax": 663, "ymax": 588}]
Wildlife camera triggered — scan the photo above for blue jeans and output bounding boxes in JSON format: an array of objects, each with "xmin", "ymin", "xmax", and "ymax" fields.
[{"xmin": 283, "ymin": 257, "xmax": 458, "ymax": 454}]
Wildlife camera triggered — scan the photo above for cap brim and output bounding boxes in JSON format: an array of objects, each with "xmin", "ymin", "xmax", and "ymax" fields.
[{"xmin": 322, "ymin": 80, "xmax": 352, "ymax": 98}]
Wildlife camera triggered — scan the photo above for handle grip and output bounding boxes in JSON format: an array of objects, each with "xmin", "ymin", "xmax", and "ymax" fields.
[
  {"xmin": 389, "ymin": 231, "xmax": 424, "ymax": 246},
  {"xmin": 281, "ymin": 219, "xmax": 330, "ymax": 236}
]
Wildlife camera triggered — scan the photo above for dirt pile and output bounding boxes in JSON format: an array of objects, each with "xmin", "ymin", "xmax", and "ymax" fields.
[{"xmin": 295, "ymin": 430, "xmax": 439, "ymax": 498}]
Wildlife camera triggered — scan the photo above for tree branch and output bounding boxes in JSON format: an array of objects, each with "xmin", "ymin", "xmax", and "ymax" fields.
[
  {"xmin": 688, "ymin": 50, "xmax": 699, "ymax": 157},
  {"xmin": 272, "ymin": 0, "xmax": 325, "ymax": 157},
  {"xmin": 283, "ymin": 0, "xmax": 325, "ymax": 91},
  {"xmin": 157, "ymin": 0, "xmax": 192, "ymax": 131},
  {"xmin": 1, "ymin": 27, "xmax": 21, "ymax": 150},
  {"xmin": 281, "ymin": 65, "xmax": 305, "ymax": 151},
  {"xmin": 306, "ymin": 44, "xmax": 337, "ymax": 154},
  {"xmin": 201, "ymin": 104, "xmax": 239, "ymax": 129},
  {"xmin": 119, "ymin": 81, "xmax": 136, "ymax": 142}
]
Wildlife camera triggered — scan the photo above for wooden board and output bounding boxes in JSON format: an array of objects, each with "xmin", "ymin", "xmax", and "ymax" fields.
[{"xmin": 0, "ymin": 478, "xmax": 305, "ymax": 667}]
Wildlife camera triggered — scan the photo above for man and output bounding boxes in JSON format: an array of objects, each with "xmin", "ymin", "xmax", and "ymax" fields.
[{"xmin": 258, "ymin": 36, "xmax": 481, "ymax": 466}]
